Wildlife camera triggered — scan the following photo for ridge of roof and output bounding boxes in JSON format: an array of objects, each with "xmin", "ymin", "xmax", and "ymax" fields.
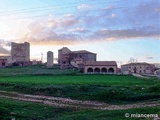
[
  {"xmin": 70, "ymin": 50, "xmax": 96, "ymax": 54},
  {"xmin": 84, "ymin": 61, "xmax": 117, "ymax": 66},
  {"xmin": 121, "ymin": 62, "xmax": 153, "ymax": 66}
]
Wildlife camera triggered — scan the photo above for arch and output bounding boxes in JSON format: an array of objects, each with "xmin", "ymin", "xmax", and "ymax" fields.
[
  {"xmin": 108, "ymin": 68, "xmax": 114, "ymax": 73},
  {"xmin": 94, "ymin": 68, "xmax": 100, "ymax": 73},
  {"xmin": 2, "ymin": 61, "xmax": 5, "ymax": 66},
  {"xmin": 87, "ymin": 68, "xmax": 93, "ymax": 73},
  {"xmin": 101, "ymin": 68, "xmax": 107, "ymax": 73}
]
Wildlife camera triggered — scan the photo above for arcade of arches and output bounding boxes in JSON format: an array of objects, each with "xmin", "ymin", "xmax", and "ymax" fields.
[{"xmin": 84, "ymin": 66, "xmax": 116, "ymax": 74}]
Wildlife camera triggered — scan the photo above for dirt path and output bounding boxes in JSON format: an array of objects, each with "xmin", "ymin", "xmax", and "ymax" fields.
[
  {"xmin": 132, "ymin": 73, "xmax": 150, "ymax": 79},
  {"xmin": 0, "ymin": 90, "xmax": 159, "ymax": 110}
]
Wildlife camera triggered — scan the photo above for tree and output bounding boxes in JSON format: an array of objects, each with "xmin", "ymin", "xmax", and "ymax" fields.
[{"xmin": 128, "ymin": 57, "xmax": 137, "ymax": 63}]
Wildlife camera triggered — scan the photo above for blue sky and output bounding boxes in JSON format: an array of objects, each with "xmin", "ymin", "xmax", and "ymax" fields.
[{"xmin": 0, "ymin": 0, "xmax": 159, "ymax": 65}]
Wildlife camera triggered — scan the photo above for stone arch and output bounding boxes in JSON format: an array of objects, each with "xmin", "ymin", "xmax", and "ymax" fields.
[
  {"xmin": 101, "ymin": 68, "xmax": 107, "ymax": 73},
  {"xmin": 108, "ymin": 68, "xmax": 114, "ymax": 73},
  {"xmin": 94, "ymin": 68, "xmax": 100, "ymax": 73},
  {"xmin": 87, "ymin": 68, "xmax": 93, "ymax": 73}
]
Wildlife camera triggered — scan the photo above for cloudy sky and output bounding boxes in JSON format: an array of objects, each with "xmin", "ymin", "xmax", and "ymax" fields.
[{"xmin": 0, "ymin": 0, "xmax": 159, "ymax": 65}]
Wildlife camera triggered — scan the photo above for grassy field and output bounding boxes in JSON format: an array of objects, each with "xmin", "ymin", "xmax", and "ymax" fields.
[
  {"xmin": 0, "ymin": 97, "xmax": 159, "ymax": 120},
  {"xmin": 0, "ymin": 74, "xmax": 157, "ymax": 85},
  {"xmin": 0, "ymin": 66, "xmax": 160, "ymax": 119},
  {"xmin": 0, "ymin": 74, "xmax": 159, "ymax": 103},
  {"xmin": 0, "ymin": 65, "xmax": 78, "ymax": 76}
]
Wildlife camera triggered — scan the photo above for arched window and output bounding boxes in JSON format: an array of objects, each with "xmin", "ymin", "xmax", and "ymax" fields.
[
  {"xmin": 87, "ymin": 68, "xmax": 93, "ymax": 73},
  {"xmin": 108, "ymin": 68, "xmax": 114, "ymax": 73},
  {"xmin": 101, "ymin": 68, "xmax": 107, "ymax": 73},
  {"xmin": 94, "ymin": 68, "xmax": 100, "ymax": 73}
]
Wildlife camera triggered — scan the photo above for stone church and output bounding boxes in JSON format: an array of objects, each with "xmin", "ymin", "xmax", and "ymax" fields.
[
  {"xmin": 58, "ymin": 47, "xmax": 97, "ymax": 69},
  {"xmin": 58, "ymin": 47, "xmax": 117, "ymax": 73}
]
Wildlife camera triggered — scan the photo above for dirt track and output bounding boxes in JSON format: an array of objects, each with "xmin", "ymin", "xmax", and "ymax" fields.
[
  {"xmin": 0, "ymin": 90, "xmax": 159, "ymax": 110},
  {"xmin": 132, "ymin": 73, "xmax": 150, "ymax": 79}
]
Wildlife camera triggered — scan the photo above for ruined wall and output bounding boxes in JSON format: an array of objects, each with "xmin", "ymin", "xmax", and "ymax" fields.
[{"xmin": 11, "ymin": 42, "xmax": 30, "ymax": 62}]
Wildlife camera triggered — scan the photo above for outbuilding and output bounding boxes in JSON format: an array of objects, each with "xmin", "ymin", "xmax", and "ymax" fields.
[{"xmin": 84, "ymin": 61, "xmax": 117, "ymax": 74}]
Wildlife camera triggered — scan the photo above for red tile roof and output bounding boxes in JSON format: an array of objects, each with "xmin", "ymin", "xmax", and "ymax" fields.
[{"xmin": 84, "ymin": 61, "xmax": 117, "ymax": 66}]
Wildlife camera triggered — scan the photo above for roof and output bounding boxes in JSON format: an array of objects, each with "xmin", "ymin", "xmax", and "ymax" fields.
[
  {"xmin": 0, "ymin": 56, "xmax": 10, "ymax": 59},
  {"xmin": 84, "ymin": 61, "xmax": 117, "ymax": 66},
  {"xmin": 121, "ymin": 62, "xmax": 154, "ymax": 66},
  {"xmin": 59, "ymin": 47, "xmax": 70, "ymax": 51},
  {"xmin": 0, "ymin": 58, "xmax": 7, "ymax": 60},
  {"xmin": 59, "ymin": 47, "xmax": 96, "ymax": 55},
  {"xmin": 70, "ymin": 50, "xmax": 96, "ymax": 54}
]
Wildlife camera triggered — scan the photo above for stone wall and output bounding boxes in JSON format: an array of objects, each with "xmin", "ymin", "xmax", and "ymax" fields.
[
  {"xmin": 121, "ymin": 63, "xmax": 155, "ymax": 74},
  {"xmin": 11, "ymin": 42, "xmax": 30, "ymax": 62}
]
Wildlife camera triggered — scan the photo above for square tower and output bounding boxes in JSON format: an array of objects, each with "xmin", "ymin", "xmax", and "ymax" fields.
[{"xmin": 11, "ymin": 42, "xmax": 30, "ymax": 62}]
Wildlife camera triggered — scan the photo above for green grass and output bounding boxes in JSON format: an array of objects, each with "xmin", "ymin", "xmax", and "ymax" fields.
[
  {"xmin": 0, "ymin": 97, "xmax": 159, "ymax": 120},
  {"xmin": 57, "ymin": 107, "xmax": 160, "ymax": 120},
  {"xmin": 0, "ymin": 97, "xmax": 73, "ymax": 120},
  {"xmin": 0, "ymin": 75, "xmax": 159, "ymax": 103},
  {"xmin": 0, "ymin": 74, "xmax": 158, "ymax": 85},
  {"xmin": 0, "ymin": 66, "xmax": 160, "ymax": 119},
  {"xmin": 0, "ymin": 65, "xmax": 78, "ymax": 76}
]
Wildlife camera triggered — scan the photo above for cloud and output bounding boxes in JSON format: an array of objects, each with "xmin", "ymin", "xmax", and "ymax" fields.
[
  {"xmin": 58, "ymin": 18, "xmax": 80, "ymax": 28},
  {"xmin": 21, "ymin": 0, "xmax": 160, "ymax": 45},
  {"xmin": 0, "ymin": 47, "xmax": 10, "ymax": 55},
  {"xmin": 111, "ymin": 13, "xmax": 116, "ymax": 18},
  {"xmin": 103, "ymin": 6, "xmax": 115, "ymax": 10},
  {"xmin": 0, "ymin": 39, "xmax": 11, "ymax": 47},
  {"xmin": 92, "ymin": 25, "xmax": 160, "ymax": 40},
  {"xmin": 22, "ymin": 14, "xmax": 85, "ymax": 45},
  {"xmin": 77, "ymin": 4, "xmax": 92, "ymax": 10},
  {"xmin": 124, "ymin": 0, "xmax": 160, "ymax": 26},
  {"xmin": 0, "ymin": 39, "xmax": 10, "ymax": 55},
  {"xmin": 68, "ymin": 27, "xmax": 89, "ymax": 33}
]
